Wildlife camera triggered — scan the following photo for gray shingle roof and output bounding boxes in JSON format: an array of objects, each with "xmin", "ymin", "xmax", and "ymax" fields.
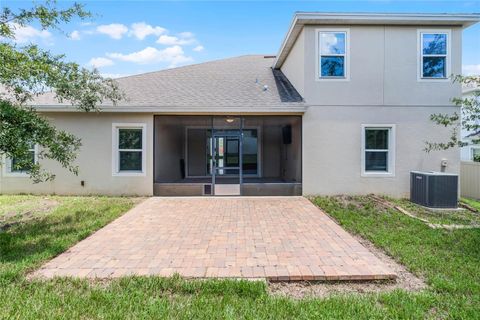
[
  {"xmin": 466, "ymin": 130, "xmax": 480, "ymax": 138},
  {"xmin": 32, "ymin": 55, "xmax": 304, "ymax": 110}
]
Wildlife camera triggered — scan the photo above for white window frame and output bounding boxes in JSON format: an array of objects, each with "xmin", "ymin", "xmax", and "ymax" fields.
[
  {"xmin": 112, "ymin": 123, "xmax": 146, "ymax": 177},
  {"xmin": 315, "ymin": 28, "xmax": 350, "ymax": 81},
  {"xmin": 2, "ymin": 145, "xmax": 39, "ymax": 177},
  {"xmin": 361, "ymin": 124, "xmax": 396, "ymax": 177},
  {"xmin": 417, "ymin": 29, "xmax": 451, "ymax": 82},
  {"xmin": 471, "ymin": 146, "xmax": 480, "ymax": 161}
]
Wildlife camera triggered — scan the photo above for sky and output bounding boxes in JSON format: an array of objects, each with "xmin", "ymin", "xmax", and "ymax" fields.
[{"xmin": 2, "ymin": 0, "xmax": 480, "ymax": 78}]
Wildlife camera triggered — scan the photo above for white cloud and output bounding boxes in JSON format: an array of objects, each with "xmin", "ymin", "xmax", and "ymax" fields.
[
  {"xmin": 100, "ymin": 73, "xmax": 130, "ymax": 79},
  {"xmin": 96, "ymin": 23, "xmax": 128, "ymax": 39},
  {"xmin": 156, "ymin": 32, "xmax": 196, "ymax": 46},
  {"xmin": 107, "ymin": 46, "xmax": 193, "ymax": 67},
  {"xmin": 156, "ymin": 35, "xmax": 183, "ymax": 45},
  {"xmin": 130, "ymin": 22, "xmax": 166, "ymax": 40},
  {"xmin": 193, "ymin": 45, "xmax": 204, "ymax": 52},
  {"xmin": 88, "ymin": 57, "xmax": 114, "ymax": 68},
  {"xmin": 156, "ymin": 34, "xmax": 195, "ymax": 46},
  {"xmin": 9, "ymin": 23, "xmax": 52, "ymax": 43},
  {"xmin": 463, "ymin": 64, "xmax": 480, "ymax": 76},
  {"xmin": 178, "ymin": 31, "xmax": 194, "ymax": 38},
  {"xmin": 70, "ymin": 30, "xmax": 81, "ymax": 40}
]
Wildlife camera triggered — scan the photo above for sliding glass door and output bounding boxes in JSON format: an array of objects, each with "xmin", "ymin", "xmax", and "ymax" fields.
[
  {"xmin": 210, "ymin": 117, "xmax": 243, "ymax": 195},
  {"xmin": 207, "ymin": 130, "xmax": 258, "ymax": 176}
]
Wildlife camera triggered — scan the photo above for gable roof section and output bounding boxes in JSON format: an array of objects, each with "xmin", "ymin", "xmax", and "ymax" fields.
[
  {"xmin": 33, "ymin": 55, "xmax": 305, "ymax": 113},
  {"xmin": 274, "ymin": 12, "xmax": 480, "ymax": 69}
]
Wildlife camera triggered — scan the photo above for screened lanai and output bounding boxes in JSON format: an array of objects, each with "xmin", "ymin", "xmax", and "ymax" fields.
[{"xmin": 153, "ymin": 115, "xmax": 302, "ymax": 196}]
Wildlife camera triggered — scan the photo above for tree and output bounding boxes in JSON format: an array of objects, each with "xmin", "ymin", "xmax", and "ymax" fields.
[
  {"xmin": 425, "ymin": 75, "xmax": 480, "ymax": 154},
  {"xmin": 0, "ymin": 1, "xmax": 123, "ymax": 182}
]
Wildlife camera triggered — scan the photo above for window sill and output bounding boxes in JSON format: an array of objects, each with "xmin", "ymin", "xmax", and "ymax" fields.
[
  {"xmin": 418, "ymin": 77, "xmax": 450, "ymax": 82},
  {"xmin": 316, "ymin": 77, "xmax": 350, "ymax": 82},
  {"xmin": 112, "ymin": 171, "xmax": 146, "ymax": 177},
  {"xmin": 3, "ymin": 172, "xmax": 30, "ymax": 178},
  {"xmin": 361, "ymin": 171, "xmax": 395, "ymax": 178}
]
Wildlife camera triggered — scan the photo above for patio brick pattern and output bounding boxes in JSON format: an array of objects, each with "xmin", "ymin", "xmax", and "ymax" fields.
[{"xmin": 33, "ymin": 197, "xmax": 396, "ymax": 281}]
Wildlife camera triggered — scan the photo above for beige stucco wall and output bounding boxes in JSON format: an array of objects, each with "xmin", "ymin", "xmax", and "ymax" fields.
[
  {"xmin": 299, "ymin": 25, "xmax": 462, "ymax": 106},
  {"xmin": 0, "ymin": 108, "xmax": 460, "ymax": 198},
  {"xmin": 0, "ymin": 112, "xmax": 154, "ymax": 196},
  {"xmin": 281, "ymin": 28, "xmax": 305, "ymax": 96},
  {"xmin": 282, "ymin": 24, "xmax": 463, "ymax": 197},
  {"xmin": 302, "ymin": 105, "xmax": 460, "ymax": 197}
]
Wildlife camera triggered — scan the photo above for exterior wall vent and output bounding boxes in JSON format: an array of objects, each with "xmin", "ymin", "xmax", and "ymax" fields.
[
  {"xmin": 410, "ymin": 171, "xmax": 458, "ymax": 208},
  {"xmin": 203, "ymin": 184, "xmax": 212, "ymax": 195}
]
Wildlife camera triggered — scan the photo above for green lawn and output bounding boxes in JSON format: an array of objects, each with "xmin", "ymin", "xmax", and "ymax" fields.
[{"xmin": 1, "ymin": 195, "xmax": 479, "ymax": 319}]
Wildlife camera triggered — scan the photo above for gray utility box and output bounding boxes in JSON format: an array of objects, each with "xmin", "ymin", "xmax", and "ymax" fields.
[{"xmin": 410, "ymin": 171, "xmax": 458, "ymax": 209}]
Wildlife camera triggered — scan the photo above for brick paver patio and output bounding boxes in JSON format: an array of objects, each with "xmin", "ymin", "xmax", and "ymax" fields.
[{"xmin": 34, "ymin": 197, "xmax": 396, "ymax": 281}]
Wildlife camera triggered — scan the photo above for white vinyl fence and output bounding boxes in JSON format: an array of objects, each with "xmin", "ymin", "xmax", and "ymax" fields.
[{"xmin": 461, "ymin": 161, "xmax": 480, "ymax": 200}]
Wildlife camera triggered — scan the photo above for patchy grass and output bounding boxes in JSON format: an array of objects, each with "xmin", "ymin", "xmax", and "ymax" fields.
[
  {"xmin": 311, "ymin": 196, "xmax": 480, "ymax": 319},
  {"xmin": 1, "ymin": 195, "xmax": 480, "ymax": 319},
  {"xmin": 0, "ymin": 196, "xmax": 138, "ymax": 283},
  {"xmin": 0, "ymin": 194, "xmax": 38, "ymax": 210},
  {"xmin": 387, "ymin": 197, "xmax": 480, "ymax": 226},
  {"xmin": 1, "ymin": 196, "xmax": 60, "ymax": 229}
]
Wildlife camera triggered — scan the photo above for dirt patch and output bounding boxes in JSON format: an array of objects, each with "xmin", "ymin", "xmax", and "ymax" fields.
[
  {"xmin": 0, "ymin": 198, "xmax": 60, "ymax": 231},
  {"xmin": 269, "ymin": 211, "xmax": 427, "ymax": 299},
  {"xmin": 330, "ymin": 195, "xmax": 367, "ymax": 210}
]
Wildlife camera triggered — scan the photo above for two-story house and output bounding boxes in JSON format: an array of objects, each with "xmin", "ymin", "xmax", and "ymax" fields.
[{"xmin": 1, "ymin": 12, "xmax": 479, "ymax": 197}]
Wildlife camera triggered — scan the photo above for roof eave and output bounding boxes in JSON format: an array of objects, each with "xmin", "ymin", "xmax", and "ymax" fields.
[
  {"xmin": 32, "ymin": 105, "xmax": 308, "ymax": 113},
  {"xmin": 273, "ymin": 12, "xmax": 480, "ymax": 69}
]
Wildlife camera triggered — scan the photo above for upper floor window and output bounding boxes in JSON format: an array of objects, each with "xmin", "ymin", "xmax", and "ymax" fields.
[
  {"xmin": 317, "ymin": 29, "xmax": 349, "ymax": 80},
  {"xmin": 472, "ymin": 147, "xmax": 480, "ymax": 162},
  {"xmin": 419, "ymin": 30, "xmax": 450, "ymax": 80},
  {"xmin": 112, "ymin": 123, "xmax": 146, "ymax": 176}
]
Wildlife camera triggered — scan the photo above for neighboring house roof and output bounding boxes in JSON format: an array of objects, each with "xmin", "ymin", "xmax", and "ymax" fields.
[
  {"xmin": 466, "ymin": 130, "xmax": 480, "ymax": 138},
  {"xmin": 274, "ymin": 12, "xmax": 480, "ymax": 69},
  {"xmin": 463, "ymin": 86, "xmax": 480, "ymax": 95},
  {"xmin": 32, "ymin": 55, "xmax": 305, "ymax": 113}
]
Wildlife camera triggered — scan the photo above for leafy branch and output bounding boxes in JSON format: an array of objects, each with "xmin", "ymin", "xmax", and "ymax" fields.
[
  {"xmin": 0, "ymin": 1, "xmax": 124, "ymax": 182},
  {"xmin": 426, "ymin": 75, "xmax": 480, "ymax": 153}
]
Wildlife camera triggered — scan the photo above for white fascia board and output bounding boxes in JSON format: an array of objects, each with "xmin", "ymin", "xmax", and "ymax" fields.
[
  {"xmin": 32, "ymin": 105, "xmax": 308, "ymax": 114},
  {"xmin": 294, "ymin": 12, "xmax": 480, "ymax": 27}
]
